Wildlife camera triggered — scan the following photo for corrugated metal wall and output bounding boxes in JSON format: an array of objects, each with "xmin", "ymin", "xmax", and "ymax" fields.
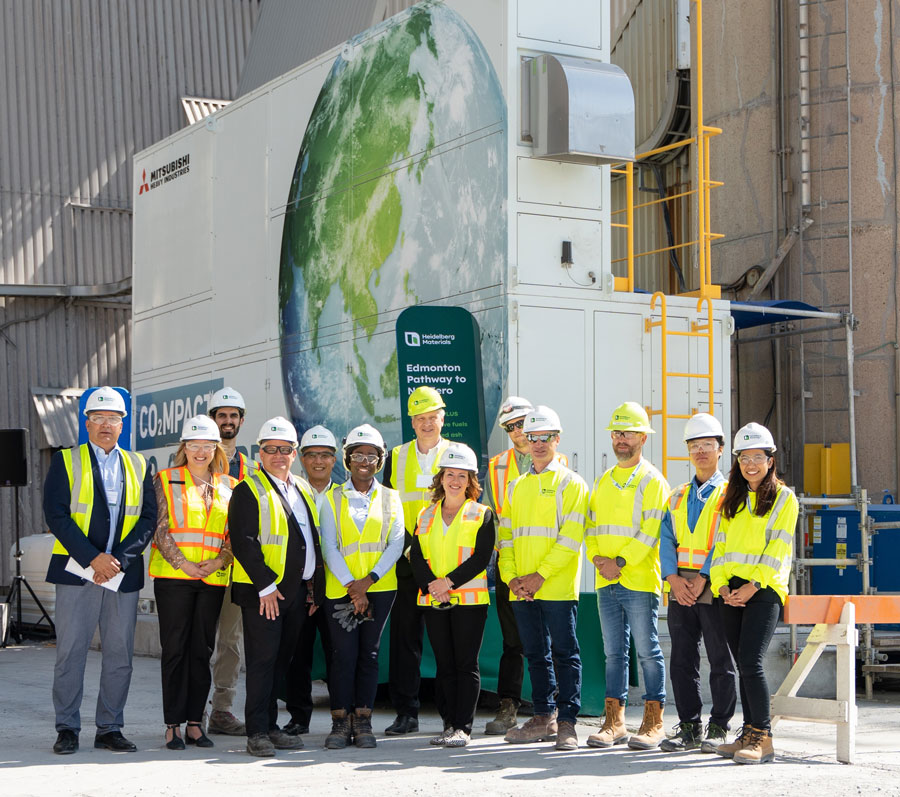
[{"xmin": 0, "ymin": 0, "xmax": 260, "ymax": 588}]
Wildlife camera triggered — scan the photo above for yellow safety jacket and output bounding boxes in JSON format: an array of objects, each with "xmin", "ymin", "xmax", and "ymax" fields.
[
  {"xmin": 669, "ymin": 480, "xmax": 728, "ymax": 570},
  {"xmin": 392, "ymin": 438, "xmax": 451, "ymax": 533},
  {"xmin": 487, "ymin": 448, "xmax": 569, "ymax": 517},
  {"xmin": 236, "ymin": 452, "xmax": 259, "ymax": 481},
  {"xmin": 497, "ymin": 464, "xmax": 588, "ymax": 601},
  {"xmin": 323, "ymin": 481, "xmax": 403, "ymax": 599},
  {"xmin": 52, "ymin": 444, "xmax": 146, "ymax": 556},
  {"xmin": 231, "ymin": 470, "xmax": 318, "ymax": 586},
  {"xmin": 148, "ymin": 467, "xmax": 237, "ymax": 586},
  {"xmin": 708, "ymin": 483, "xmax": 798, "ymax": 603},
  {"xmin": 586, "ymin": 459, "xmax": 670, "ymax": 594},
  {"xmin": 415, "ymin": 499, "xmax": 489, "ymax": 606}
]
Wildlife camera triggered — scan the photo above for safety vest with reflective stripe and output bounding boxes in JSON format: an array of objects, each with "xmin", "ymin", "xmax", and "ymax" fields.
[
  {"xmin": 236, "ymin": 452, "xmax": 259, "ymax": 481},
  {"xmin": 708, "ymin": 483, "xmax": 798, "ymax": 603},
  {"xmin": 415, "ymin": 499, "xmax": 489, "ymax": 606},
  {"xmin": 52, "ymin": 444, "xmax": 146, "ymax": 556},
  {"xmin": 392, "ymin": 438, "xmax": 451, "ymax": 533},
  {"xmin": 669, "ymin": 480, "xmax": 727, "ymax": 570},
  {"xmin": 497, "ymin": 465, "xmax": 588, "ymax": 601},
  {"xmin": 487, "ymin": 448, "xmax": 569, "ymax": 517},
  {"xmin": 231, "ymin": 471, "xmax": 318, "ymax": 586},
  {"xmin": 148, "ymin": 467, "xmax": 237, "ymax": 586},
  {"xmin": 323, "ymin": 482, "xmax": 403, "ymax": 599},
  {"xmin": 586, "ymin": 459, "xmax": 670, "ymax": 594}
]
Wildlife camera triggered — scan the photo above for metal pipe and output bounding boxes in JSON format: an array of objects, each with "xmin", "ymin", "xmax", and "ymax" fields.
[
  {"xmin": 734, "ymin": 322, "xmax": 844, "ymax": 344},
  {"xmin": 846, "ymin": 319, "xmax": 858, "ymax": 489},
  {"xmin": 859, "ymin": 489, "xmax": 873, "ymax": 699},
  {"xmin": 799, "ymin": 495, "xmax": 857, "ymax": 506},
  {"xmin": 798, "ymin": 0, "xmax": 811, "ymax": 208},
  {"xmin": 794, "ymin": 558, "xmax": 858, "ymax": 567},
  {"xmin": 729, "ymin": 303, "xmax": 844, "ymax": 321}
]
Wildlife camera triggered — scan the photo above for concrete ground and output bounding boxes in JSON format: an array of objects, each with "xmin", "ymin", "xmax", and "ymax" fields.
[{"xmin": 2, "ymin": 641, "xmax": 899, "ymax": 797}]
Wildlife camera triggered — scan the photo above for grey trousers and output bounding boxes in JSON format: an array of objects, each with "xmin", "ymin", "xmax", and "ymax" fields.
[
  {"xmin": 53, "ymin": 583, "xmax": 139, "ymax": 734},
  {"xmin": 210, "ymin": 582, "xmax": 244, "ymax": 712}
]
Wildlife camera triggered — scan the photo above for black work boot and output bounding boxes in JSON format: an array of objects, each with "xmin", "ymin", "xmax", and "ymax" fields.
[
  {"xmin": 325, "ymin": 709, "xmax": 352, "ymax": 749},
  {"xmin": 660, "ymin": 721, "xmax": 702, "ymax": 752},
  {"xmin": 352, "ymin": 708, "xmax": 377, "ymax": 748}
]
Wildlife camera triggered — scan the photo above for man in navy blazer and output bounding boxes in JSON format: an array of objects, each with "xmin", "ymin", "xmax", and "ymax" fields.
[{"xmin": 43, "ymin": 387, "xmax": 157, "ymax": 755}]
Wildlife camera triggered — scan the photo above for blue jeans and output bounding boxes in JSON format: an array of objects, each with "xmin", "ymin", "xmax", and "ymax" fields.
[
  {"xmin": 597, "ymin": 584, "xmax": 666, "ymax": 704},
  {"xmin": 511, "ymin": 600, "xmax": 581, "ymax": 723}
]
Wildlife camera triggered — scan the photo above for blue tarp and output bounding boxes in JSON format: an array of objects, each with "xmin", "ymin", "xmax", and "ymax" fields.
[{"xmin": 730, "ymin": 299, "xmax": 825, "ymax": 331}]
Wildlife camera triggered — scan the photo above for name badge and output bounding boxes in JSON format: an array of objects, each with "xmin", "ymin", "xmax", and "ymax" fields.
[
  {"xmin": 416, "ymin": 473, "xmax": 434, "ymax": 489},
  {"xmin": 106, "ymin": 489, "xmax": 119, "ymax": 506}
]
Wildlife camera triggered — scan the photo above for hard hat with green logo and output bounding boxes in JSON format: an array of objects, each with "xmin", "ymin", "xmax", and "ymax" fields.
[
  {"xmin": 732, "ymin": 422, "xmax": 776, "ymax": 454},
  {"xmin": 256, "ymin": 416, "xmax": 299, "ymax": 446},
  {"xmin": 83, "ymin": 386, "xmax": 128, "ymax": 417},
  {"xmin": 180, "ymin": 415, "xmax": 221, "ymax": 442},
  {"xmin": 606, "ymin": 401, "xmax": 655, "ymax": 433},
  {"xmin": 300, "ymin": 425, "xmax": 337, "ymax": 451},
  {"xmin": 523, "ymin": 405, "xmax": 562, "ymax": 434},
  {"xmin": 437, "ymin": 443, "xmax": 478, "ymax": 472},
  {"xmin": 207, "ymin": 387, "xmax": 246, "ymax": 415},
  {"xmin": 342, "ymin": 423, "xmax": 386, "ymax": 470},
  {"xmin": 407, "ymin": 386, "xmax": 446, "ymax": 417}
]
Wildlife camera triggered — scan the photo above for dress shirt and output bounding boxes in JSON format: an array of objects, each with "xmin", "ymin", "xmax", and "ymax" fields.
[
  {"xmin": 89, "ymin": 442, "xmax": 124, "ymax": 553},
  {"xmin": 258, "ymin": 471, "xmax": 315, "ymax": 597}
]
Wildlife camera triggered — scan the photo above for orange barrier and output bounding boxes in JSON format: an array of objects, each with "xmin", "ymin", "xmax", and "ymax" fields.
[{"xmin": 784, "ymin": 594, "xmax": 900, "ymax": 625}]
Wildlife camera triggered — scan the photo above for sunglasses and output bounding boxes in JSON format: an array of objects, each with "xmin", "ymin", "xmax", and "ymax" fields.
[
  {"xmin": 260, "ymin": 445, "xmax": 296, "ymax": 455},
  {"xmin": 349, "ymin": 453, "xmax": 379, "ymax": 465},
  {"xmin": 526, "ymin": 432, "xmax": 558, "ymax": 443},
  {"xmin": 502, "ymin": 419, "xmax": 525, "ymax": 433}
]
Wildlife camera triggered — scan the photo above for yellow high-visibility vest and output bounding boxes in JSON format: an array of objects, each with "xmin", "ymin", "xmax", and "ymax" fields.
[
  {"xmin": 497, "ymin": 465, "xmax": 588, "ymax": 601},
  {"xmin": 708, "ymin": 483, "xmax": 798, "ymax": 603},
  {"xmin": 323, "ymin": 482, "xmax": 403, "ymax": 599},
  {"xmin": 415, "ymin": 499, "xmax": 489, "ymax": 606},
  {"xmin": 392, "ymin": 438, "xmax": 451, "ymax": 532},
  {"xmin": 586, "ymin": 459, "xmax": 670, "ymax": 594},
  {"xmin": 148, "ymin": 467, "xmax": 236, "ymax": 586},
  {"xmin": 231, "ymin": 471, "xmax": 318, "ymax": 586},
  {"xmin": 52, "ymin": 444, "xmax": 146, "ymax": 556},
  {"xmin": 487, "ymin": 449, "xmax": 568, "ymax": 517},
  {"xmin": 236, "ymin": 452, "xmax": 259, "ymax": 481}
]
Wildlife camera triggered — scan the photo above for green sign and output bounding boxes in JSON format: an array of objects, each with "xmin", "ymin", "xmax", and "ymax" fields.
[{"xmin": 395, "ymin": 305, "xmax": 488, "ymax": 471}]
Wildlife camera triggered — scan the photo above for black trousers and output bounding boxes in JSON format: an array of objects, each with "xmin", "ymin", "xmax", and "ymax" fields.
[
  {"xmin": 494, "ymin": 573, "xmax": 524, "ymax": 704},
  {"xmin": 241, "ymin": 581, "xmax": 310, "ymax": 737},
  {"xmin": 424, "ymin": 604, "xmax": 488, "ymax": 734},
  {"xmin": 286, "ymin": 599, "xmax": 333, "ymax": 725},
  {"xmin": 718, "ymin": 584, "xmax": 781, "ymax": 731},
  {"xmin": 667, "ymin": 597, "xmax": 737, "ymax": 726},
  {"xmin": 388, "ymin": 570, "xmax": 424, "ymax": 717},
  {"xmin": 154, "ymin": 577, "xmax": 225, "ymax": 725},
  {"xmin": 324, "ymin": 591, "xmax": 395, "ymax": 712}
]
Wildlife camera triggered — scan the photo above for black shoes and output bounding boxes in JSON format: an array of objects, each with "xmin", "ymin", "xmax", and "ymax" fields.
[
  {"xmin": 283, "ymin": 721, "xmax": 310, "ymax": 735},
  {"xmin": 384, "ymin": 715, "xmax": 418, "ymax": 735},
  {"xmin": 94, "ymin": 730, "xmax": 137, "ymax": 752},
  {"xmin": 165, "ymin": 724, "xmax": 185, "ymax": 750},
  {"xmin": 53, "ymin": 729, "xmax": 79, "ymax": 755},
  {"xmin": 185, "ymin": 721, "xmax": 214, "ymax": 748}
]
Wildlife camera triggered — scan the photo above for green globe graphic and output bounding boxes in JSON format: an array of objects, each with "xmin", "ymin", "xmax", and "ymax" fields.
[{"xmin": 279, "ymin": 1, "xmax": 507, "ymax": 447}]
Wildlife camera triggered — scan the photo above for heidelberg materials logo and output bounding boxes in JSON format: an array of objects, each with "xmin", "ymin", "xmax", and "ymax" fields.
[{"xmin": 138, "ymin": 153, "xmax": 191, "ymax": 196}]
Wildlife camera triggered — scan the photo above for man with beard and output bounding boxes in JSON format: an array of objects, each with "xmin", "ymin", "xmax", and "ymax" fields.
[
  {"xmin": 585, "ymin": 402, "xmax": 670, "ymax": 751},
  {"xmin": 205, "ymin": 387, "xmax": 258, "ymax": 736}
]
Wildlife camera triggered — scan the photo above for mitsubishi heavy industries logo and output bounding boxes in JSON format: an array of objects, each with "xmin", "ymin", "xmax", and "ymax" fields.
[{"xmin": 137, "ymin": 153, "xmax": 191, "ymax": 196}]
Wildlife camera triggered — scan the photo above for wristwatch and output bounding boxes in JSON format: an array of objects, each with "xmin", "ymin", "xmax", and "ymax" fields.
[
  {"xmin": 750, "ymin": 580, "xmax": 760, "ymax": 590},
  {"xmin": 615, "ymin": 556, "xmax": 626, "ymax": 568},
  {"xmin": 368, "ymin": 571, "xmax": 380, "ymax": 583}
]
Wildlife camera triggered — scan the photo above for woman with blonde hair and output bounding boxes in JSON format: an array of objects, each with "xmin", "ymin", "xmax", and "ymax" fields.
[{"xmin": 149, "ymin": 415, "xmax": 237, "ymax": 750}]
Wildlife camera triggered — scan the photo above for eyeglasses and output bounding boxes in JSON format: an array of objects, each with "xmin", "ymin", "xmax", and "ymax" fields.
[
  {"xmin": 526, "ymin": 432, "xmax": 558, "ymax": 443},
  {"xmin": 502, "ymin": 419, "xmax": 525, "ymax": 433},
  {"xmin": 687, "ymin": 440, "xmax": 718, "ymax": 454},
  {"xmin": 302, "ymin": 451, "xmax": 335, "ymax": 461},
  {"xmin": 260, "ymin": 445, "xmax": 296, "ymax": 455},
  {"xmin": 738, "ymin": 454, "xmax": 770, "ymax": 466},
  {"xmin": 86, "ymin": 415, "xmax": 123, "ymax": 427},
  {"xmin": 185, "ymin": 442, "xmax": 216, "ymax": 453},
  {"xmin": 611, "ymin": 430, "xmax": 640, "ymax": 441},
  {"xmin": 349, "ymin": 453, "xmax": 379, "ymax": 465}
]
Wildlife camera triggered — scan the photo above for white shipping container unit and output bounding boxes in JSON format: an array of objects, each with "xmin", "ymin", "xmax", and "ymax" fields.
[{"xmin": 132, "ymin": 0, "xmax": 731, "ymax": 597}]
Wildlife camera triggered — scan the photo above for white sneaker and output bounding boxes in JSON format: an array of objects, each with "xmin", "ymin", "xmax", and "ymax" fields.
[
  {"xmin": 445, "ymin": 728, "xmax": 470, "ymax": 747},
  {"xmin": 430, "ymin": 727, "xmax": 455, "ymax": 746}
]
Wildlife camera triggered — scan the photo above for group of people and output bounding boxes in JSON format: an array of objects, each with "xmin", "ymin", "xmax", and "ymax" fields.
[{"xmin": 43, "ymin": 382, "xmax": 797, "ymax": 766}]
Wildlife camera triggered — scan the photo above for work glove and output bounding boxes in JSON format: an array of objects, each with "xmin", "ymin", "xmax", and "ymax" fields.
[{"xmin": 332, "ymin": 601, "xmax": 373, "ymax": 631}]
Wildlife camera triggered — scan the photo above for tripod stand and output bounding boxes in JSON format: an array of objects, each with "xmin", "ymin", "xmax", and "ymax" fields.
[{"xmin": 2, "ymin": 485, "xmax": 55, "ymax": 646}]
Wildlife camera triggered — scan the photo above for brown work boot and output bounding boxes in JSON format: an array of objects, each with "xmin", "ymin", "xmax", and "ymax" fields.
[
  {"xmin": 715, "ymin": 723, "xmax": 750, "ymax": 758},
  {"xmin": 485, "ymin": 698, "xmax": 518, "ymax": 735},
  {"xmin": 504, "ymin": 714, "xmax": 558, "ymax": 743},
  {"xmin": 325, "ymin": 710, "xmax": 352, "ymax": 749},
  {"xmin": 732, "ymin": 726, "xmax": 775, "ymax": 764},
  {"xmin": 351, "ymin": 708, "xmax": 377, "ymax": 748},
  {"xmin": 555, "ymin": 720, "xmax": 578, "ymax": 750},
  {"xmin": 587, "ymin": 697, "xmax": 628, "ymax": 748},
  {"xmin": 208, "ymin": 709, "xmax": 246, "ymax": 736},
  {"xmin": 627, "ymin": 700, "xmax": 665, "ymax": 749}
]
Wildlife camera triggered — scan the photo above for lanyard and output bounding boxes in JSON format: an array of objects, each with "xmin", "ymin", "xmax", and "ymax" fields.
[{"xmin": 611, "ymin": 462, "xmax": 642, "ymax": 491}]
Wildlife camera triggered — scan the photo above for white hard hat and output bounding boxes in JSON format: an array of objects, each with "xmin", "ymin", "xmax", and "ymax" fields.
[
  {"xmin": 523, "ymin": 405, "xmax": 562, "ymax": 434},
  {"xmin": 180, "ymin": 415, "xmax": 221, "ymax": 442},
  {"xmin": 683, "ymin": 412, "xmax": 724, "ymax": 442},
  {"xmin": 732, "ymin": 422, "xmax": 776, "ymax": 454},
  {"xmin": 257, "ymin": 416, "xmax": 299, "ymax": 446},
  {"xmin": 208, "ymin": 387, "xmax": 246, "ymax": 414},
  {"xmin": 437, "ymin": 443, "xmax": 478, "ymax": 472},
  {"xmin": 83, "ymin": 386, "xmax": 127, "ymax": 417},
  {"xmin": 300, "ymin": 425, "xmax": 337, "ymax": 450},
  {"xmin": 343, "ymin": 424, "xmax": 386, "ymax": 471},
  {"xmin": 498, "ymin": 396, "xmax": 534, "ymax": 428}
]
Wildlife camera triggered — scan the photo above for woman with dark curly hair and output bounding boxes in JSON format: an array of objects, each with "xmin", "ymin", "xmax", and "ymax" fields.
[{"xmin": 705, "ymin": 422, "xmax": 798, "ymax": 765}]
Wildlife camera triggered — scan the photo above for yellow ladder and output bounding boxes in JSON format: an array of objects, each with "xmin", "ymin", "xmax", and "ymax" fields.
[{"xmin": 644, "ymin": 291, "xmax": 716, "ymax": 479}]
